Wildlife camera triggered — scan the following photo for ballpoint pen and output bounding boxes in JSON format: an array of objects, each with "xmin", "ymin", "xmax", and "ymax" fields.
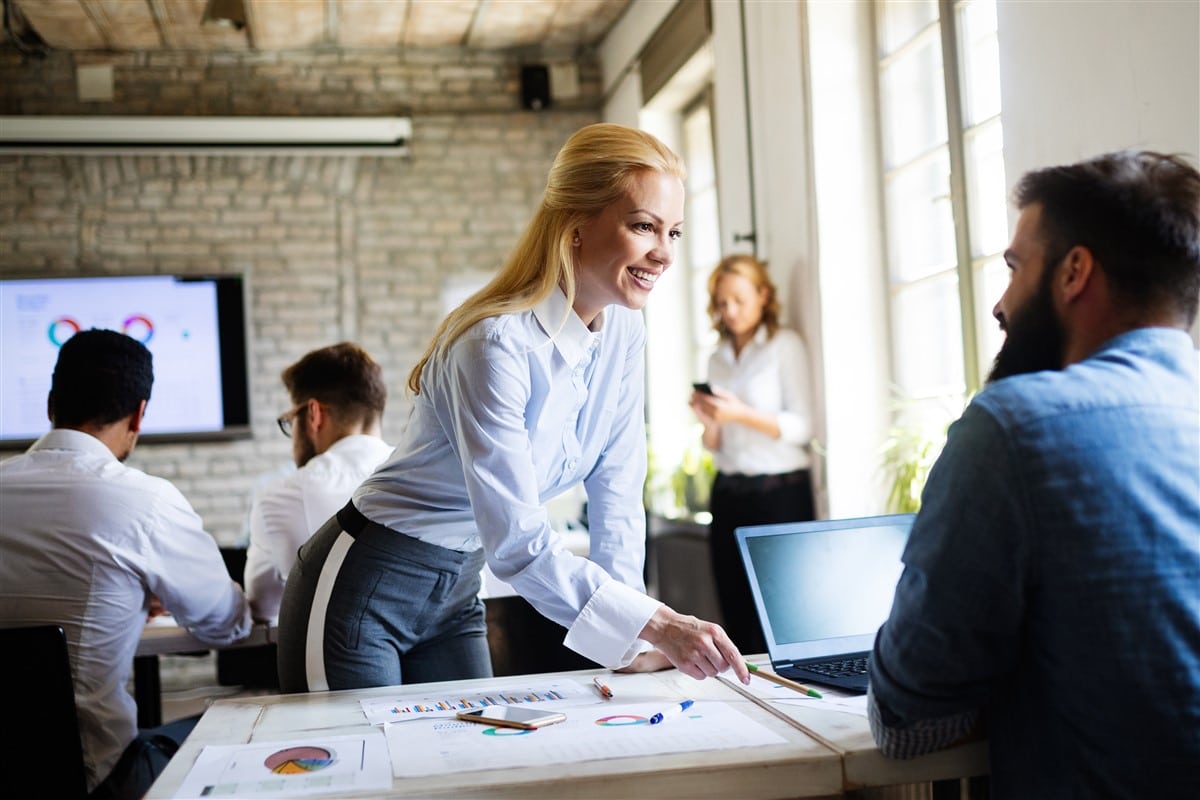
[
  {"xmin": 592, "ymin": 675, "xmax": 614, "ymax": 700},
  {"xmin": 648, "ymin": 699, "xmax": 694, "ymax": 724},
  {"xmin": 746, "ymin": 662, "xmax": 823, "ymax": 698}
]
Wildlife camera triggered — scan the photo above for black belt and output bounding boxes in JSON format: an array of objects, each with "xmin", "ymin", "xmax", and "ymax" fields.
[
  {"xmin": 716, "ymin": 469, "xmax": 810, "ymax": 494},
  {"xmin": 336, "ymin": 501, "xmax": 371, "ymax": 536}
]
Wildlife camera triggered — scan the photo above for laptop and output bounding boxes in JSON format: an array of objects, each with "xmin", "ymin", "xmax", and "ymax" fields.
[{"xmin": 735, "ymin": 514, "xmax": 914, "ymax": 694}]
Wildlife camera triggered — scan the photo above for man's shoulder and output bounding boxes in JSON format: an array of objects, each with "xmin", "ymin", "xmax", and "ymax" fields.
[{"xmin": 266, "ymin": 438, "xmax": 388, "ymax": 495}]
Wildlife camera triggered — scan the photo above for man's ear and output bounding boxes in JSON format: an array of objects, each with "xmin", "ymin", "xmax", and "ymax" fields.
[
  {"xmin": 304, "ymin": 397, "xmax": 324, "ymax": 434},
  {"xmin": 46, "ymin": 393, "xmax": 54, "ymax": 424},
  {"xmin": 129, "ymin": 399, "xmax": 147, "ymax": 434},
  {"xmin": 1057, "ymin": 245, "xmax": 1096, "ymax": 305}
]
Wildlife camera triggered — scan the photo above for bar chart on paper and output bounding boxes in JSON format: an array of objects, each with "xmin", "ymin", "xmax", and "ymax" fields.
[
  {"xmin": 359, "ymin": 679, "xmax": 593, "ymax": 724},
  {"xmin": 384, "ymin": 700, "xmax": 787, "ymax": 778}
]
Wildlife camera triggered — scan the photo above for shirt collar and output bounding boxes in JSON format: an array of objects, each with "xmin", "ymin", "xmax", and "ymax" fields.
[
  {"xmin": 29, "ymin": 428, "xmax": 118, "ymax": 461},
  {"xmin": 532, "ymin": 287, "xmax": 599, "ymax": 368},
  {"xmin": 718, "ymin": 324, "xmax": 769, "ymax": 363}
]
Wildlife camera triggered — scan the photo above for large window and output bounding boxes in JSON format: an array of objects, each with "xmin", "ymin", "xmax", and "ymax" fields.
[
  {"xmin": 876, "ymin": 0, "xmax": 1007, "ymax": 432},
  {"xmin": 641, "ymin": 49, "xmax": 721, "ymax": 519}
]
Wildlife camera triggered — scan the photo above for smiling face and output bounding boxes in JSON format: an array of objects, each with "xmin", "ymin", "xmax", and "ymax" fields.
[{"xmin": 571, "ymin": 169, "xmax": 685, "ymax": 326}]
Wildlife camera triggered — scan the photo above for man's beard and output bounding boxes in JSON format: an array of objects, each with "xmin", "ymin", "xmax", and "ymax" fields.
[
  {"xmin": 987, "ymin": 272, "xmax": 1067, "ymax": 383},
  {"xmin": 294, "ymin": 428, "xmax": 317, "ymax": 468}
]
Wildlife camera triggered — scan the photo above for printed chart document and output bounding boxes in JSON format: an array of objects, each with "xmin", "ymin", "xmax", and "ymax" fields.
[
  {"xmin": 172, "ymin": 733, "xmax": 391, "ymax": 798},
  {"xmin": 359, "ymin": 678, "xmax": 593, "ymax": 725},
  {"xmin": 384, "ymin": 700, "xmax": 786, "ymax": 778}
]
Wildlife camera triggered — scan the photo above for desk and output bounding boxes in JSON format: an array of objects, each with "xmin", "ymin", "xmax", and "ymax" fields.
[
  {"xmin": 147, "ymin": 665, "xmax": 987, "ymax": 799},
  {"xmin": 723, "ymin": 666, "xmax": 990, "ymax": 798},
  {"xmin": 148, "ymin": 668, "xmax": 842, "ymax": 799},
  {"xmin": 135, "ymin": 621, "xmax": 275, "ymax": 728}
]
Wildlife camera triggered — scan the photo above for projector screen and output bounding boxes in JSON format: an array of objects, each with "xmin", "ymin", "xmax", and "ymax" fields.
[{"xmin": 0, "ymin": 273, "xmax": 251, "ymax": 447}]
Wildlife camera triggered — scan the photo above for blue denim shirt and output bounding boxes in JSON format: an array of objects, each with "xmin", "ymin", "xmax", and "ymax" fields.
[{"xmin": 869, "ymin": 328, "xmax": 1200, "ymax": 799}]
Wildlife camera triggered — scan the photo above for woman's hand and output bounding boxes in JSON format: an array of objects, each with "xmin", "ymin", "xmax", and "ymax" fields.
[
  {"xmin": 692, "ymin": 386, "xmax": 781, "ymax": 440},
  {"xmin": 637, "ymin": 606, "xmax": 750, "ymax": 684},
  {"xmin": 614, "ymin": 649, "xmax": 673, "ymax": 673},
  {"xmin": 692, "ymin": 386, "xmax": 749, "ymax": 426}
]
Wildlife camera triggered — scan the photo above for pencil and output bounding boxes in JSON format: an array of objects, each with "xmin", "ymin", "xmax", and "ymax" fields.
[{"xmin": 745, "ymin": 662, "xmax": 823, "ymax": 698}]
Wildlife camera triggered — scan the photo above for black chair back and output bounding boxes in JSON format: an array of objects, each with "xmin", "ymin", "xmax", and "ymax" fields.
[{"xmin": 0, "ymin": 624, "xmax": 89, "ymax": 798}]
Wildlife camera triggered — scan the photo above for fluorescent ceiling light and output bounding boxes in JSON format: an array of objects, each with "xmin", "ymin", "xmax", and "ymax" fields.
[{"xmin": 0, "ymin": 116, "xmax": 412, "ymax": 155}]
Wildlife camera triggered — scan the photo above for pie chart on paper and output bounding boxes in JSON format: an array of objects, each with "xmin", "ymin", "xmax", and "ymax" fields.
[{"xmin": 263, "ymin": 745, "xmax": 336, "ymax": 774}]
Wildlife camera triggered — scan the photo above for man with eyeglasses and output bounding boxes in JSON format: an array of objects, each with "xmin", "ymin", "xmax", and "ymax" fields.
[{"xmin": 244, "ymin": 342, "xmax": 391, "ymax": 623}]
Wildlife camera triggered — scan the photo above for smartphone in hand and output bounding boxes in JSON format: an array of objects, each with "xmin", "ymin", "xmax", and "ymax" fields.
[
  {"xmin": 692, "ymin": 382, "xmax": 714, "ymax": 395},
  {"xmin": 455, "ymin": 706, "xmax": 567, "ymax": 730}
]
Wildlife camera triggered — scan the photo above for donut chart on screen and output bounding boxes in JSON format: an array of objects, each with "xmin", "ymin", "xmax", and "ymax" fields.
[
  {"xmin": 263, "ymin": 745, "xmax": 336, "ymax": 774},
  {"xmin": 121, "ymin": 314, "xmax": 154, "ymax": 343},
  {"xmin": 47, "ymin": 316, "xmax": 81, "ymax": 346}
]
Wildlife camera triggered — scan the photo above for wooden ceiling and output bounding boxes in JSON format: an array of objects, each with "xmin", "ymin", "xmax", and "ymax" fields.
[{"xmin": 9, "ymin": 0, "xmax": 631, "ymax": 52}]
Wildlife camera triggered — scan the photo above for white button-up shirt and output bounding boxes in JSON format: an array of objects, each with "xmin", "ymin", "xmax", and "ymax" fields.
[
  {"xmin": 706, "ymin": 325, "xmax": 813, "ymax": 475},
  {"xmin": 356, "ymin": 289, "xmax": 661, "ymax": 668},
  {"xmin": 245, "ymin": 434, "xmax": 393, "ymax": 622},
  {"xmin": 0, "ymin": 429, "xmax": 250, "ymax": 792}
]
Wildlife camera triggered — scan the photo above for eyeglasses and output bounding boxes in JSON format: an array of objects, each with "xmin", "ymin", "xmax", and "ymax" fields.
[{"xmin": 276, "ymin": 403, "xmax": 305, "ymax": 438}]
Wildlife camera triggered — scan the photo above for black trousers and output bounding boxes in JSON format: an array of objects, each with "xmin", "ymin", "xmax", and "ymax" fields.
[{"xmin": 708, "ymin": 469, "xmax": 815, "ymax": 655}]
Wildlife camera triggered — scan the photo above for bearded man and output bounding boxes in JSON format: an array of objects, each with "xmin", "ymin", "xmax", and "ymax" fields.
[{"xmin": 868, "ymin": 151, "xmax": 1200, "ymax": 799}]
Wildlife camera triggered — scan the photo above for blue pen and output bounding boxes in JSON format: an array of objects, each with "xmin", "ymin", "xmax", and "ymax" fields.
[{"xmin": 648, "ymin": 699, "xmax": 694, "ymax": 725}]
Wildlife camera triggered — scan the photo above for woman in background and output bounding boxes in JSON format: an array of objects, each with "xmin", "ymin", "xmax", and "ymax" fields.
[
  {"xmin": 690, "ymin": 254, "xmax": 814, "ymax": 654},
  {"xmin": 278, "ymin": 123, "xmax": 748, "ymax": 692}
]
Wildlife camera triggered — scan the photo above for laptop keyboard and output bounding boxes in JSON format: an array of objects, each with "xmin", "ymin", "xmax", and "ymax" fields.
[{"xmin": 803, "ymin": 656, "xmax": 868, "ymax": 679}]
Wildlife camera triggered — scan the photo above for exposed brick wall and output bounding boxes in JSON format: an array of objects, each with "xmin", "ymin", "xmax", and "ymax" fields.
[{"xmin": 0, "ymin": 46, "xmax": 601, "ymax": 544}]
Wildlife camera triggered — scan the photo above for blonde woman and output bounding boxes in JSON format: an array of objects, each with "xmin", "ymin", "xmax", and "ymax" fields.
[
  {"xmin": 278, "ymin": 124, "xmax": 749, "ymax": 691},
  {"xmin": 690, "ymin": 254, "xmax": 814, "ymax": 654}
]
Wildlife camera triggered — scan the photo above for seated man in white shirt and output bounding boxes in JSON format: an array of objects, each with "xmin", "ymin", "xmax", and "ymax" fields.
[
  {"xmin": 0, "ymin": 328, "xmax": 252, "ymax": 800},
  {"xmin": 245, "ymin": 342, "xmax": 392, "ymax": 622}
]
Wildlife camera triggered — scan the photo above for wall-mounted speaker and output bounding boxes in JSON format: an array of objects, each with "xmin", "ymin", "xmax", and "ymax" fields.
[{"xmin": 520, "ymin": 65, "xmax": 551, "ymax": 111}]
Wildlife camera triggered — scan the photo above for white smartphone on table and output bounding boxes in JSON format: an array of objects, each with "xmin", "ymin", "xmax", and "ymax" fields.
[{"xmin": 455, "ymin": 706, "xmax": 567, "ymax": 729}]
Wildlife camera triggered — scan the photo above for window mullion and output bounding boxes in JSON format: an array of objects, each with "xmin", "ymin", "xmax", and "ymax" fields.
[{"xmin": 938, "ymin": 0, "xmax": 980, "ymax": 393}]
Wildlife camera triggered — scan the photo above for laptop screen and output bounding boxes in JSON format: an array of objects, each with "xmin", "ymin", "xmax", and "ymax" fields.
[{"xmin": 736, "ymin": 514, "xmax": 914, "ymax": 661}]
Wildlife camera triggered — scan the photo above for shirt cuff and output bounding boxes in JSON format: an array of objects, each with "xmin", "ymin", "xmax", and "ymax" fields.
[
  {"xmin": 563, "ymin": 579, "xmax": 662, "ymax": 669},
  {"xmin": 867, "ymin": 686, "xmax": 980, "ymax": 759},
  {"xmin": 777, "ymin": 411, "xmax": 811, "ymax": 446}
]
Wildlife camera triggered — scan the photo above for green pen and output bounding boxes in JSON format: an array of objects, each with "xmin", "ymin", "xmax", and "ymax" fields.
[{"xmin": 746, "ymin": 662, "xmax": 823, "ymax": 698}]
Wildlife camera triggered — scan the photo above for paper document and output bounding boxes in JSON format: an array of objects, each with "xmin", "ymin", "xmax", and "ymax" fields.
[
  {"xmin": 745, "ymin": 674, "xmax": 870, "ymax": 717},
  {"xmin": 172, "ymin": 733, "xmax": 392, "ymax": 798},
  {"xmin": 385, "ymin": 700, "xmax": 787, "ymax": 778},
  {"xmin": 359, "ymin": 678, "xmax": 593, "ymax": 725}
]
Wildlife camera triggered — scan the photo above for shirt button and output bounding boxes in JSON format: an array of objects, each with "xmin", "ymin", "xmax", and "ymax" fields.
[{"xmin": 566, "ymin": 459, "xmax": 578, "ymax": 472}]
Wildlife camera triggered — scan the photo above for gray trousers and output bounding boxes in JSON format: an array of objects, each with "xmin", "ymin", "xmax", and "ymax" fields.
[{"xmin": 277, "ymin": 502, "xmax": 491, "ymax": 692}]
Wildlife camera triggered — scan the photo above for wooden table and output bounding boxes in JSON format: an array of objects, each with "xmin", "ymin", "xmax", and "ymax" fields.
[
  {"xmin": 723, "ymin": 665, "xmax": 990, "ymax": 798},
  {"xmin": 147, "ymin": 663, "xmax": 989, "ymax": 799},
  {"xmin": 148, "ymin": 667, "xmax": 843, "ymax": 799},
  {"xmin": 135, "ymin": 620, "xmax": 275, "ymax": 728}
]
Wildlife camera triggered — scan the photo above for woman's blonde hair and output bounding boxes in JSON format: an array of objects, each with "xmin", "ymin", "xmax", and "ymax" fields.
[
  {"xmin": 706, "ymin": 253, "xmax": 781, "ymax": 341},
  {"xmin": 407, "ymin": 123, "xmax": 686, "ymax": 394}
]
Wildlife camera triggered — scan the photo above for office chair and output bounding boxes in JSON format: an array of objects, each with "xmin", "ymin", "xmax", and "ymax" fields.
[
  {"xmin": 216, "ymin": 547, "xmax": 279, "ymax": 688},
  {"xmin": 0, "ymin": 624, "xmax": 89, "ymax": 799}
]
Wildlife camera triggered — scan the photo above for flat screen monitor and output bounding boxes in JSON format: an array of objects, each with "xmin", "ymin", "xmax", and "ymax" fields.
[{"xmin": 0, "ymin": 273, "xmax": 251, "ymax": 447}]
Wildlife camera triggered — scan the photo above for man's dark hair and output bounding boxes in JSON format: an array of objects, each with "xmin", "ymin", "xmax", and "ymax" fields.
[
  {"xmin": 282, "ymin": 342, "xmax": 386, "ymax": 427},
  {"xmin": 50, "ymin": 329, "xmax": 154, "ymax": 428},
  {"xmin": 1013, "ymin": 150, "xmax": 1200, "ymax": 325}
]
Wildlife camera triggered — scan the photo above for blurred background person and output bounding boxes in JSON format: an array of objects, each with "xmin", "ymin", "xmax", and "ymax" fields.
[
  {"xmin": 245, "ymin": 342, "xmax": 391, "ymax": 623},
  {"xmin": 690, "ymin": 254, "xmax": 815, "ymax": 654},
  {"xmin": 0, "ymin": 329, "xmax": 250, "ymax": 800}
]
